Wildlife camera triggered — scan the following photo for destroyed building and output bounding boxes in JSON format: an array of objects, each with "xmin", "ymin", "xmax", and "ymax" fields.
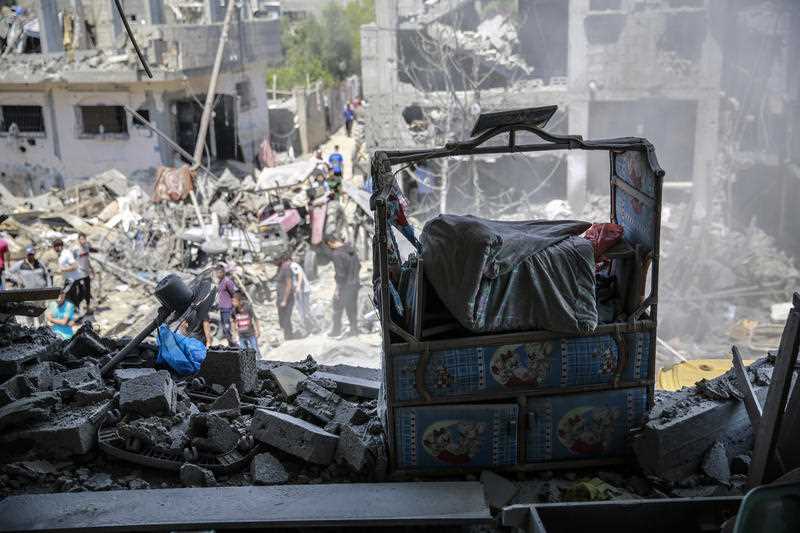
[
  {"xmin": 361, "ymin": 0, "xmax": 800, "ymax": 257},
  {"xmin": 0, "ymin": 0, "xmax": 281, "ymax": 191}
]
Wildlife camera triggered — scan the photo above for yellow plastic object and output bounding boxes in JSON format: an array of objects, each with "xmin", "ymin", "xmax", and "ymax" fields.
[{"xmin": 656, "ymin": 358, "xmax": 755, "ymax": 391}]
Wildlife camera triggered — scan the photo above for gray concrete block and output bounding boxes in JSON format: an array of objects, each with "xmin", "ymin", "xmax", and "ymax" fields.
[
  {"xmin": 0, "ymin": 375, "xmax": 37, "ymax": 407},
  {"xmin": 269, "ymin": 365, "xmax": 307, "ymax": 398},
  {"xmin": 0, "ymin": 343, "xmax": 42, "ymax": 381},
  {"xmin": 250, "ymin": 452, "xmax": 289, "ymax": 485},
  {"xmin": 180, "ymin": 463, "xmax": 217, "ymax": 487},
  {"xmin": 334, "ymin": 422, "xmax": 383, "ymax": 472},
  {"xmin": 0, "ymin": 392, "xmax": 61, "ymax": 430},
  {"xmin": 251, "ymin": 408, "xmax": 339, "ymax": 465},
  {"xmin": 113, "ymin": 368, "xmax": 156, "ymax": 385},
  {"xmin": 199, "ymin": 347, "xmax": 257, "ymax": 394},
  {"xmin": 189, "ymin": 413, "xmax": 239, "ymax": 453},
  {"xmin": 119, "ymin": 370, "xmax": 177, "ymax": 416},
  {"xmin": 295, "ymin": 379, "xmax": 357, "ymax": 427},
  {"xmin": 311, "ymin": 371, "xmax": 380, "ymax": 399},
  {"xmin": 52, "ymin": 365, "xmax": 103, "ymax": 391},
  {"xmin": 480, "ymin": 470, "xmax": 518, "ymax": 509},
  {"xmin": 117, "ymin": 415, "xmax": 190, "ymax": 450},
  {"xmin": 208, "ymin": 384, "xmax": 241, "ymax": 415},
  {"xmin": 701, "ymin": 440, "xmax": 731, "ymax": 485}
]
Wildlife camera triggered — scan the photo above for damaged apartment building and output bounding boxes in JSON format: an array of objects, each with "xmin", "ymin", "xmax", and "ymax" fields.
[
  {"xmin": 361, "ymin": 0, "xmax": 800, "ymax": 254},
  {"xmin": 0, "ymin": 0, "xmax": 281, "ymax": 192}
]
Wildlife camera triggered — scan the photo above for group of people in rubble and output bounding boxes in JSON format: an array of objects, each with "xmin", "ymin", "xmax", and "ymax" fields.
[{"xmin": 0, "ymin": 232, "xmax": 96, "ymax": 339}]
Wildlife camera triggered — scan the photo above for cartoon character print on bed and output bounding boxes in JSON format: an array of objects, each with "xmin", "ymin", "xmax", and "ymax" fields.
[
  {"xmin": 613, "ymin": 150, "xmax": 656, "ymax": 251},
  {"xmin": 557, "ymin": 405, "xmax": 619, "ymax": 456},
  {"xmin": 422, "ymin": 420, "xmax": 486, "ymax": 465},
  {"xmin": 490, "ymin": 343, "xmax": 552, "ymax": 387}
]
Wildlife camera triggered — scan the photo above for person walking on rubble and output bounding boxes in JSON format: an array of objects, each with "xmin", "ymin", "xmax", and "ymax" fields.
[
  {"xmin": 289, "ymin": 258, "xmax": 316, "ymax": 336},
  {"xmin": 275, "ymin": 253, "xmax": 295, "ymax": 340},
  {"xmin": 328, "ymin": 145, "xmax": 344, "ymax": 184},
  {"xmin": 214, "ymin": 264, "xmax": 237, "ymax": 346},
  {"xmin": 232, "ymin": 292, "xmax": 261, "ymax": 356},
  {"xmin": 343, "ymin": 102, "xmax": 354, "ymax": 138},
  {"xmin": 47, "ymin": 287, "xmax": 76, "ymax": 339},
  {"xmin": 52, "ymin": 238, "xmax": 84, "ymax": 309},
  {"xmin": 0, "ymin": 234, "xmax": 9, "ymax": 290},
  {"xmin": 76, "ymin": 233, "xmax": 96, "ymax": 316},
  {"xmin": 323, "ymin": 234, "xmax": 361, "ymax": 338},
  {"xmin": 8, "ymin": 246, "xmax": 52, "ymax": 327}
]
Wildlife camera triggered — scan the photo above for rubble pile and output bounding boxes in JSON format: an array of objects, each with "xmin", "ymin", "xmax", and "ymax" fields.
[{"xmin": 0, "ymin": 320, "xmax": 387, "ymax": 496}]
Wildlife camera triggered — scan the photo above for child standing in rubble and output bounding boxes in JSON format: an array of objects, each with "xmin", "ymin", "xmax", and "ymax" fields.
[
  {"xmin": 214, "ymin": 264, "xmax": 237, "ymax": 346},
  {"xmin": 232, "ymin": 292, "xmax": 260, "ymax": 355},
  {"xmin": 47, "ymin": 287, "xmax": 76, "ymax": 339}
]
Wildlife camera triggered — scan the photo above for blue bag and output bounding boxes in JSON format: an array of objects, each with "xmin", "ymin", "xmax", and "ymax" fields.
[{"xmin": 156, "ymin": 325, "xmax": 207, "ymax": 375}]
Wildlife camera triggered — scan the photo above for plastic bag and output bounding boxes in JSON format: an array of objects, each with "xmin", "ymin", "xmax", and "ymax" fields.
[{"xmin": 156, "ymin": 324, "xmax": 206, "ymax": 375}]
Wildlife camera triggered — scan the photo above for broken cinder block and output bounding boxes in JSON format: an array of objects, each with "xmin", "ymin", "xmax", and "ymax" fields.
[
  {"xmin": 199, "ymin": 347, "xmax": 257, "ymax": 394},
  {"xmin": 180, "ymin": 463, "xmax": 217, "ymax": 487},
  {"xmin": 295, "ymin": 379, "xmax": 357, "ymax": 429},
  {"xmin": 119, "ymin": 370, "xmax": 177, "ymax": 416},
  {"xmin": 0, "ymin": 375, "xmax": 37, "ymax": 407},
  {"xmin": 310, "ymin": 371, "xmax": 380, "ymax": 399},
  {"xmin": 189, "ymin": 413, "xmax": 240, "ymax": 453},
  {"xmin": 269, "ymin": 365, "xmax": 307, "ymax": 398},
  {"xmin": 250, "ymin": 452, "xmax": 289, "ymax": 485},
  {"xmin": 52, "ymin": 365, "xmax": 103, "ymax": 391},
  {"xmin": 113, "ymin": 367, "xmax": 156, "ymax": 386},
  {"xmin": 251, "ymin": 408, "xmax": 339, "ymax": 465}
]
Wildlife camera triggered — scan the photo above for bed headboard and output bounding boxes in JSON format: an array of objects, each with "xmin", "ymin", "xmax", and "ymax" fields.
[{"xmin": 611, "ymin": 148, "xmax": 661, "ymax": 253}]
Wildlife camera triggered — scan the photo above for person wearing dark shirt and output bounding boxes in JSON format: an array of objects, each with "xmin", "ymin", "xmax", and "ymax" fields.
[
  {"xmin": 343, "ymin": 103, "xmax": 354, "ymax": 137},
  {"xmin": 324, "ymin": 235, "xmax": 361, "ymax": 337},
  {"xmin": 180, "ymin": 277, "xmax": 216, "ymax": 347},
  {"xmin": 214, "ymin": 264, "xmax": 237, "ymax": 346},
  {"xmin": 233, "ymin": 292, "xmax": 260, "ymax": 355},
  {"xmin": 275, "ymin": 254, "xmax": 295, "ymax": 340}
]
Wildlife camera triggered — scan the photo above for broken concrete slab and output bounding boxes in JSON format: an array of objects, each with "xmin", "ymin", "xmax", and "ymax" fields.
[
  {"xmin": 113, "ymin": 367, "xmax": 156, "ymax": 385},
  {"xmin": 180, "ymin": 463, "xmax": 217, "ymax": 487},
  {"xmin": 0, "ymin": 391, "xmax": 61, "ymax": 430},
  {"xmin": 63, "ymin": 323, "xmax": 112, "ymax": 359},
  {"xmin": 295, "ymin": 379, "xmax": 357, "ymax": 428},
  {"xmin": 52, "ymin": 364, "xmax": 103, "ymax": 391},
  {"xmin": 701, "ymin": 440, "xmax": 731, "ymax": 485},
  {"xmin": 119, "ymin": 370, "xmax": 177, "ymax": 416},
  {"xmin": 480, "ymin": 470, "xmax": 519, "ymax": 509},
  {"xmin": 207, "ymin": 384, "xmax": 241, "ymax": 416},
  {"xmin": 250, "ymin": 453, "xmax": 289, "ymax": 485},
  {"xmin": 269, "ymin": 365, "xmax": 308, "ymax": 398},
  {"xmin": 117, "ymin": 415, "xmax": 190, "ymax": 451},
  {"xmin": 334, "ymin": 422, "xmax": 382, "ymax": 472},
  {"xmin": 0, "ymin": 375, "xmax": 37, "ymax": 406},
  {"xmin": 1, "ymin": 400, "xmax": 110, "ymax": 457},
  {"xmin": 0, "ymin": 344, "xmax": 42, "ymax": 381},
  {"xmin": 23, "ymin": 361, "xmax": 67, "ymax": 391},
  {"xmin": 251, "ymin": 409, "xmax": 339, "ymax": 465},
  {"xmin": 199, "ymin": 347, "xmax": 257, "ymax": 394},
  {"xmin": 189, "ymin": 413, "xmax": 240, "ymax": 453},
  {"xmin": 311, "ymin": 371, "xmax": 380, "ymax": 399}
]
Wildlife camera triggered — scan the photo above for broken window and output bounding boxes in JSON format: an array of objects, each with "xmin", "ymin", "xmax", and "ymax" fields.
[
  {"xmin": 132, "ymin": 109, "xmax": 151, "ymax": 127},
  {"xmin": 0, "ymin": 105, "xmax": 45, "ymax": 135},
  {"xmin": 236, "ymin": 81, "xmax": 254, "ymax": 111},
  {"xmin": 78, "ymin": 106, "xmax": 128, "ymax": 135}
]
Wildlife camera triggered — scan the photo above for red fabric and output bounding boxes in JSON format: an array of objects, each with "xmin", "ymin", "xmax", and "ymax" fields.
[{"xmin": 583, "ymin": 223, "xmax": 624, "ymax": 260}]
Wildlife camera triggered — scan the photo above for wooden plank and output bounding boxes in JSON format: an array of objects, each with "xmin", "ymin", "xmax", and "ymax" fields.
[
  {"xmin": 732, "ymin": 344, "xmax": 762, "ymax": 429},
  {"xmin": 749, "ymin": 292, "xmax": 800, "ymax": 486},
  {"xmin": 0, "ymin": 482, "xmax": 492, "ymax": 532}
]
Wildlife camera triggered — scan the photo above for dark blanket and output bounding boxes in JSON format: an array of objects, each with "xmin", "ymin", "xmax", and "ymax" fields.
[{"xmin": 421, "ymin": 215, "xmax": 597, "ymax": 334}]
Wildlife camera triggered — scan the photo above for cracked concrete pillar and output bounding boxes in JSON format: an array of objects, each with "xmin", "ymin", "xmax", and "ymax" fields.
[
  {"xmin": 94, "ymin": 0, "xmax": 124, "ymax": 50},
  {"xmin": 37, "ymin": 0, "xmax": 64, "ymax": 53}
]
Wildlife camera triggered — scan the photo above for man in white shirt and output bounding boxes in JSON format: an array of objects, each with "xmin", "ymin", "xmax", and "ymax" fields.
[
  {"xmin": 289, "ymin": 260, "xmax": 317, "ymax": 335},
  {"xmin": 52, "ymin": 238, "xmax": 85, "ymax": 307}
]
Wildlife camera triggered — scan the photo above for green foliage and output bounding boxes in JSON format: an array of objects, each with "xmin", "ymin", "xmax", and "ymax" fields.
[{"xmin": 266, "ymin": 0, "xmax": 374, "ymax": 91}]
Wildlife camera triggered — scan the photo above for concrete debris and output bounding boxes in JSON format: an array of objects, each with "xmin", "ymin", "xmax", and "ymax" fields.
[
  {"xmin": 0, "ymin": 392, "xmax": 61, "ymax": 431},
  {"xmin": 113, "ymin": 368, "xmax": 156, "ymax": 385},
  {"xmin": 310, "ymin": 371, "xmax": 380, "ymax": 399},
  {"xmin": 207, "ymin": 384, "xmax": 241, "ymax": 416},
  {"xmin": 199, "ymin": 347, "xmax": 257, "ymax": 394},
  {"xmin": 250, "ymin": 453, "xmax": 289, "ymax": 485},
  {"xmin": 189, "ymin": 413, "xmax": 240, "ymax": 453},
  {"xmin": 84, "ymin": 473, "xmax": 114, "ymax": 491},
  {"xmin": 269, "ymin": 365, "xmax": 308, "ymax": 398},
  {"xmin": 117, "ymin": 416, "xmax": 190, "ymax": 450},
  {"xmin": 179, "ymin": 463, "xmax": 217, "ymax": 487},
  {"xmin": 251, "ymin": 409, "xmax": 339, "ymax": 465},
  {"xmin": 63, "ymin": 324, "xmax": 112, "ymax": 359},
  {"xmin": 51, "ymin": 365, "xmax": 103, "ymax": 391},
  {"xmin": 295, "ymin": 379, "xmax": 358, "ymax": 429},
  {"xmin": 334, "ymin": 421, "xmax": 386, "ymax": 475},
  {"xmin": 731, "ymin": 454, "xmax": 752, "ymax": 476},
  {"xmin": 480, "ymin": 470, "xmax": 519, "ymax": 509},
  {"xmin": 0, "ymin": 375, "xmax": 37, "ymax": 407},
  {"xmin": 701, "ymin": 440, "xmax": 731, "ymax": 485},
  {"xmin": 119, "ymin": 370, "xmax": 177, "ymax": 416}
]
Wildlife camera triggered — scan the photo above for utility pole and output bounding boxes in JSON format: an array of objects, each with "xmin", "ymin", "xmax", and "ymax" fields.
[{"xmin": 192, "ymin": 0, "xmax": 237, "ymax": 167}]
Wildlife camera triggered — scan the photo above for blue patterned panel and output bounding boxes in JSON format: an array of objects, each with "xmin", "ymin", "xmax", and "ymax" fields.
[
  {"xmin": 526, "ymin": 387, "xmax": 648, "ymax": 463},
  {"xmin": 614, "ymin": 150, "xmax": 656, "ymax": 197},
  {"xmin": 395, "ymin": 404, "xmax": 518, "ymax": 469},
  {"xmin": 618, "ymin": 332, "xmax": 653, "ymax": 381},
  {"xmin": 392, "ymin": 336, "xmax": 623, "ymax": 402},
  {"xmin": 615, "ymin": 187, "xmax": 655, "ymax": 250}
]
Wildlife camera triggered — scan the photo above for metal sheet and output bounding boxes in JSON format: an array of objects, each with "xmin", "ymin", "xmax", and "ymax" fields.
[{"xmin": 0, "ymin": 482, "xmax": 491, "ymax": 532}]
